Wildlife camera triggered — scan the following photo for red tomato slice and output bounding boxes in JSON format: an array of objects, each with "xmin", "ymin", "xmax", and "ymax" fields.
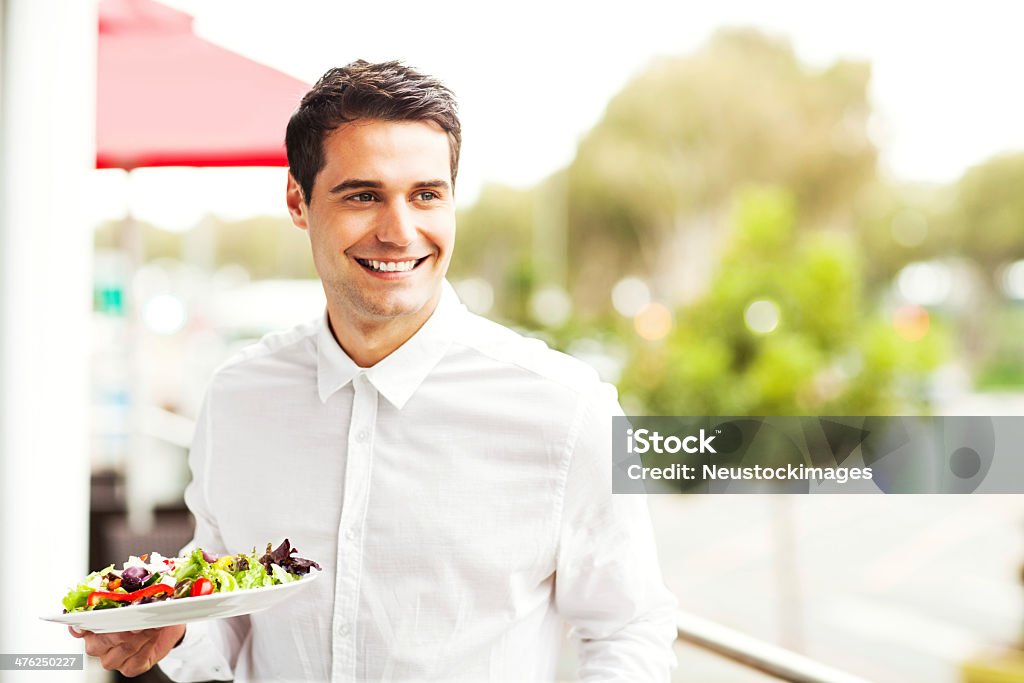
[{"xmin": 190, "ymin": 577, "xmax": 214, "ymax": 597}]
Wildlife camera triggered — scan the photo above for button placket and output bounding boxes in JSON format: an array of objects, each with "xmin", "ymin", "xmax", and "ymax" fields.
[{"xmin": 330, "ymin": 373, "xmax": 377, "ymax": 682}]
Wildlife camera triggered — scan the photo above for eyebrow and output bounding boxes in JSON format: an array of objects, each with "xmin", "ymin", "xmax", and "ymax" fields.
[{"xmin": 328, "ymin": 178, "xmax": 451, "ymax": 194}]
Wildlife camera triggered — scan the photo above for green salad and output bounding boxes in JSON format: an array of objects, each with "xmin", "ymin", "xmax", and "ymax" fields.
[{"xmin": 61, "ymin": 539, "xmax": 321, "ymax": 613}]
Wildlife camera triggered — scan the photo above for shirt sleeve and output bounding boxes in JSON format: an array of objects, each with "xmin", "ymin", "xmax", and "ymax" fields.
[
  {"xmin": 554, "ymin": 382, "xmax": 679, "ymax": 681},
  {"xmin": 158, "ymin": 388, "xmax": 251, "ymax": 683}
]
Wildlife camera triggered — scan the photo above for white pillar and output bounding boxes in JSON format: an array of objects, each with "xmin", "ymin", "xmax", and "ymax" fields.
[{"xmin": 0, "ymin": 0, "xmax": 96, "ymax": 680}]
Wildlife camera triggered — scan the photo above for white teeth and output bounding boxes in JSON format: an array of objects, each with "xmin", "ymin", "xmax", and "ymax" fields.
[{"xmin": 363, "ymin": 259, "xmax": 417, "ymax": 272}]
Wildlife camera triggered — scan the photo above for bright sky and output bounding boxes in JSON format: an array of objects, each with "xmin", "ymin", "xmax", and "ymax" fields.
[{"xmin": 89, "ymin": 0, "xmax": 1024, "ymax": 231}]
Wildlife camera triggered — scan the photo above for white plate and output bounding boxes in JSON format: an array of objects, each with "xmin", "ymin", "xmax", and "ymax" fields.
[{"xmin": 41, "ymin": 572, "xmax": 320, "ymax": 634}]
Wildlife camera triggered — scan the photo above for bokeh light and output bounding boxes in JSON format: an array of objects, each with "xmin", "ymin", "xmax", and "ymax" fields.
[
  {"xmin": 611, "ymin": 277, "xmax": 651, "ymax": 317},
  {"xmin": 893, "ymin": 304, "xmax": 930, "ymax": 342},
  {"xmin": 999, "ymin": 260, "xmax": 1024, "ymax": 300},
  {"xmin": 142, "ymin": 294, "xmax": 188, "ymax": 335},
  {"xmin": 890, "ymin": 209, "xmax": 929, "ymax": 248},
  {"xmin": 744, "ymin": 299, "xmax": 780, "ymax": 335},
  {"xmin": 529, "ymin": 286, "xmax": 572, "ymax": 327},
  {"xmin": 897, "ymin": 261, "xmax": 952, "ymax": 306},
  {"xmin": 633, "ymin": 302, "xmax": 672, "ymax": 341}
]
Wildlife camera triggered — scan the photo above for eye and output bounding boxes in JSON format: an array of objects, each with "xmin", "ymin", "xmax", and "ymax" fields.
[
  {"xmin": 349, "ymin": 192, "xmax": 377, "ymax": 202},
  {"xmin": 414, "ymin": 190, "xmax": 439, "ymax": 201}
]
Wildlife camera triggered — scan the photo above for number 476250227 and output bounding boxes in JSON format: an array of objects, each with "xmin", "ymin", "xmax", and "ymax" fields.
[{"xmin": 1, "ymin": 655, "xmax": 82, "ymax": 670}]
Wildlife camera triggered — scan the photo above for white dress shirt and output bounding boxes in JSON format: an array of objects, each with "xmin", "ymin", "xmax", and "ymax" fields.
[{"xmin": 159, "ymin": 281, "xmax": 677, "ymax": 683}]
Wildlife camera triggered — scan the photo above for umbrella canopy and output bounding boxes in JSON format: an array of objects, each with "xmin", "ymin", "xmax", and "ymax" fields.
[{"xmin": 97, "ymin": 0, "xmax": 309, "ymax": 169}]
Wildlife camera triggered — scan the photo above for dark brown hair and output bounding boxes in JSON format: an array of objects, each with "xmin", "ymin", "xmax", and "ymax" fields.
[{"xmin": 285, "ymin": 60, "xmax": 462, "ymax": 204}]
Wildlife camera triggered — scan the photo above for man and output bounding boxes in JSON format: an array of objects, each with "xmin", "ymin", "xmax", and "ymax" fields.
[{"xmin": 71, "ymin": 60, "xmax": 677, "ymax": 681}]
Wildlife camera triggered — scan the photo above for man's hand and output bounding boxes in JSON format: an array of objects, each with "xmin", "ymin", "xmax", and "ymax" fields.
[{"xmin": 68, "ymin": 623, "xmax": 185, "ymax": 677}]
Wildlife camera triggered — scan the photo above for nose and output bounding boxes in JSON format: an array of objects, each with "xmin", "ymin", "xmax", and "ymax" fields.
[{"xmin": 376, "ymin": 199, "xmax": 418, "ymax": 247}]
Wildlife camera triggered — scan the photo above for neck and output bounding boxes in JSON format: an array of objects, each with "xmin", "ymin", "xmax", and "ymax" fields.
[{"xmin": 325, "ymin": 293, "xmax": 441, "ymax": 368}]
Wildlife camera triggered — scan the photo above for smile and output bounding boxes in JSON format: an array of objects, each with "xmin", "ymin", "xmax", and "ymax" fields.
[{"xmin": 354, "ymin": 256, "xmax": 429, "ymax": 274}]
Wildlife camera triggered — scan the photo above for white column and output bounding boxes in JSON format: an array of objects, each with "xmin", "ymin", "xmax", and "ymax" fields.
[{"xmin": 0, "ymin": 0, "xmax": 96, "ymax": 680}]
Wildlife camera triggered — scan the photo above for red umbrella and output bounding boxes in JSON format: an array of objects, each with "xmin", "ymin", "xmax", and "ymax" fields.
[
  {"xmin": 92, "ymin": 1, "xmax": 313, "ymax": 538},
  {"xmin": 97, "ymin": 0, "xmax": 309, "ymax": 169}
]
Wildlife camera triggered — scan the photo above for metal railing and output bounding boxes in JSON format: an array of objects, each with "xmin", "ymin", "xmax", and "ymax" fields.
[{"xmin": 676, "ymin": 612, "xmax": 876, "ymax": 683}]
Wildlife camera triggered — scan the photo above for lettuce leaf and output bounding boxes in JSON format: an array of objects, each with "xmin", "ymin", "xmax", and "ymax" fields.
[
  {"xmin": 61, "ymin": 565, "xmax": 114, "ymax": 612},
  {"xmin": 234, "ymin": 553, "xmax": 275, "ymax": 590},
  {"xmin": 271, "ymin": 564, "xmax": 299, "ymax": 584},
  {"xmin": 172, "ymin": 549, "xmax": 210, "ymax": 583},
  {"xmin": 258, "ymin": 539, "xmax": 321, "ymax": 576},
  {"xmin": 207, "ymin": 568, "xmax": 238, "ymax": 592}
]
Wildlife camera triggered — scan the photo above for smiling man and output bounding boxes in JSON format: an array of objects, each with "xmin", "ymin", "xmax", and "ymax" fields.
[
  {"xmin": 289, "ymin": 114, "xmax": 456, "ymax": 367},
  {"xmin": 72, "ymin": 60, "xmax": 678, "ymax": 682}
]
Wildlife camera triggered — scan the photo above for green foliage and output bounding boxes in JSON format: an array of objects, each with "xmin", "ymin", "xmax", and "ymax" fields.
[
  {"xmin": 94, "ymin": 219, "xmax": 183, "ymax": 261},
  {"xmin": 452, "ymin": 183, "xmax": 536, "ymax": 317},
  {"xmin": 95, "ymin": 215, "xmax": 316, "ymax": 279},
  {"xmin": 943, "ymin": 153, "xmax": 1024, "ymax": 272},
  {"xmin": 213, "ymin": 217, "xmax": 316, "ymax": 279},
  {"xmin": 975, "ymin": 306, "xmax": 1024, "ymax": 390},
  {"xmin": 558, "ymin": 29, "xmax": 877, "ymax": 308},
  {"xmin": 618, "ymin": 187, "xmax": 944, "ymax": 415},
  {"xmin": 450, "ymin": 28, "xmax": 954, "ymax": 412},
  {"xmin": 457, "ymin": 29, "xmax": 880, "ymax": 321},
  {"xmin": 846, "ymin": 180, "xmax": 949, "ymax": 292}
]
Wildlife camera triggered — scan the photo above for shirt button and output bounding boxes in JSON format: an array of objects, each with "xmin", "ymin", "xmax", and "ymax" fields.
[
  {"xmin": 356, "ymin": 430, "xmax": 368, "ymax": 443},
  {"xmin": 345, "ymin": 528, "xmax": 357, "ymax": 541},
  {"xmin": 336, "ymin": 622, "xmax": 349, "ymax": 637}
]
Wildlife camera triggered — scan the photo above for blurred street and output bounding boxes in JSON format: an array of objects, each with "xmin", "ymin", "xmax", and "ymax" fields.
[{"xmin": 649, "ymin": 494, "xmax": 1023, "ymax": 682}]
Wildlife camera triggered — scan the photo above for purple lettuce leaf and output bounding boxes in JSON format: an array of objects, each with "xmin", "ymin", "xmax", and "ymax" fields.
[{"xmin": 258, "ymin": 539, "xmax": 322, "ymax": 576}]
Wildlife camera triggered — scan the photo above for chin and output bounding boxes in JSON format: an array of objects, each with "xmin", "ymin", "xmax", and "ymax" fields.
[{"xmin": 361, "ymin": 296, "xmax": 429, "ymax": 320}]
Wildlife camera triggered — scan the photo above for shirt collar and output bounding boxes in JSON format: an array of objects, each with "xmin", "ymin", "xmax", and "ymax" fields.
[{"xmin": 317, "ymin": 280, "xmax": 464, "ymax": 409}]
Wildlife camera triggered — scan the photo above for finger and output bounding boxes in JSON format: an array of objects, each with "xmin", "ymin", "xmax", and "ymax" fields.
[
  {"xmin": 68, "ymin": 626, "xmax": 87, "ymax": 639},
  {"xmin": 100, "ymin": 638, "xmax": 147, "ymax": 673},
  {"xmin": 84, "ymin": 634, "xmax": 113, "ymax": 658},
  {"xmin": 119, "ymin": 645, "xmax": 159, "ymax": 678}
]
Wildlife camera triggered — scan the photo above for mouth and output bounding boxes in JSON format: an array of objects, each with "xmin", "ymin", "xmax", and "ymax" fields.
[{"xmin": 354, "ymin": 256, "xmax": 430, "ymax": 276}]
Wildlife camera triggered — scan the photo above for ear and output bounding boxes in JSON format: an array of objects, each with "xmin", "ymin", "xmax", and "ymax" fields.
[{"xmin": 286, "ymin": 172, "xmax": 309, "ymax": 230}]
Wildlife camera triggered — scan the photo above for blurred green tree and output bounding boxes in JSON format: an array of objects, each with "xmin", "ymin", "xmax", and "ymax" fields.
[
  {"xmin": 563, "ymin": 28, "xmax": 877, "ymax": 314},
  {"xmin": 933, "ymin": 154, "xmax": 1024, "ymax": 387},
  {"xmin": 848, "ymin": 179, "xmax": 949, "ymax": 291},
  {"xmin": 618, "ymin": 187, "xmax": 943, "ymax": 415},
  {"xmin": 95, "ymin": 218, "xmax": 182, "ymax": 260},
  {"xmin": 213, "ymin": 216, "xmax": 316, "ymax": 279},
  {"xmin": 96, "ymin": 215, "xmax": 316, "ymax": 279},
  {"xmin": 940, "ymin": 152, "xmax": 1024, "ymax": 273},
  {"xmin": 451, "ymin": 183, "xmax": 537, "ymax": 321},
  {"xmin": 456, "ymin": 29, "xmax": 880, "ymax": 322}
]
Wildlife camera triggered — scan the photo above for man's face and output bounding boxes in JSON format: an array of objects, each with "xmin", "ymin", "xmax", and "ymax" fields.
[{"xmin": 287, "ymin": 119, "xmax": 455, "ymax": 329}]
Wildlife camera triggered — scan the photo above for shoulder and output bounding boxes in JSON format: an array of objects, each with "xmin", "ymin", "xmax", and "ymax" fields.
[
  {"xmin": 454, "ymin": 311, "xmax": 606, "ymax": 394},
  {"xmin": 210, "ymin": 317, "xmax": 321, "ymax": 389}
]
